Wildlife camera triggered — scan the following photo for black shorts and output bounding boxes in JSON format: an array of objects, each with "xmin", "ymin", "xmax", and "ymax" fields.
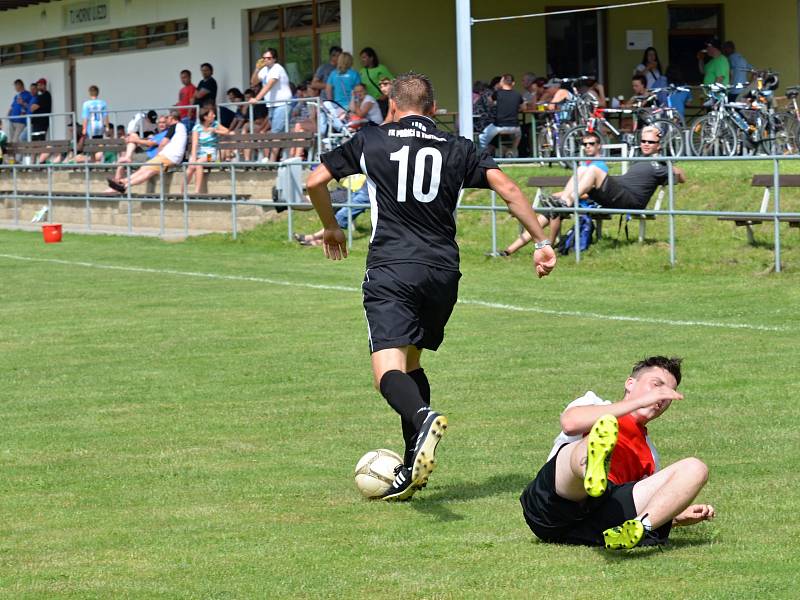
[
  {"xmin": 591, "ymin": 176, "xmax": 647, "ymax": 210},
  {"xmin": 520, "ymin": 444, "xmax": 671, "ymax": 546},
  {"xmin": 362, "ymin": 263, "xmax": 460, "ymax": 353}
]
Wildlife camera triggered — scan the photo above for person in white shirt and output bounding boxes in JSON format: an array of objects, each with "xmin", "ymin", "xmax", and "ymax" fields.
[
  {"xmin": 250, "ymin": 47, "xmax": 293, "ymax": 161},
  {"xmin": 348, "ymin": 83, "xmax": 383, "ymax": 127},
  {"xmin": 105, "ymin": 110, "xmax": 187, "ymax": 193}
]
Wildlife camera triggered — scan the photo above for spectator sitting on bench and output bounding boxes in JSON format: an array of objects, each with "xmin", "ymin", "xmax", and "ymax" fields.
[
  {"xmin": 111, "ymin": 113, "xmax": 166, "ymax": 183},
  {"xmin": 348, "ymin": 83, "xmax": 383, "ymax": 128},
  {"xmin": 294, "ymin": 174, "xmax": 370, "ymax": 246},
  {"xmin": 290, "ymin": 82, "xmax": 318, "ymax": 159},
  {"xmin": 478, "ymin": 73, "xmax": 523, "ymax": 156},
  {"xmin": 541, "ymin": 125, "xmax": 684, "ymax": 212},
  {"xmin": 500, "ymin": 131, "xmax": 609, "ymax": 256},
  {"xmin": 184, "ymin": 106, "xmax": 231, "ymax": 194},
  {"xmin": 105, "ymin": 109, "xmax": 187, "ymax": 194}
]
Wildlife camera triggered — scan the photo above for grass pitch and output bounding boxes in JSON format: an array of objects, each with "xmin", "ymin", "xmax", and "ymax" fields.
[{"xmin": 1, "ymin": 161, "xmax": 800, "ymax": 598}]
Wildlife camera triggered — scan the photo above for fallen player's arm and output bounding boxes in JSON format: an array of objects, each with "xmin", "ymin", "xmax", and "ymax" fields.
[
  {"xmin": 672, "ymin": 504, "xmax": 715, "ymax": 527},
  {"xmin": 486, "ymin": 168, "xmax": 556, "ymax": 278},
  {"xmin": 560, "ymin": 387, "xmax": 684, "ymax": 435}
]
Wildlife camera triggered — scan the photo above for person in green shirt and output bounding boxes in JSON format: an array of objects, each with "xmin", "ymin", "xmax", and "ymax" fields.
[
  {"xmin": 698, "ymin": 39, "xmax": 730, "ymax": 86},
  {"xmin": 359, "ymin": 47, "xmax": 393, "ymax": 118}
]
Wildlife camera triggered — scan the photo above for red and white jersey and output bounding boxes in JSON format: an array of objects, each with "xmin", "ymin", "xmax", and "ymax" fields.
[{"xmin": 547, "ymin": 391, "xmax": 660, "ymax": 484}]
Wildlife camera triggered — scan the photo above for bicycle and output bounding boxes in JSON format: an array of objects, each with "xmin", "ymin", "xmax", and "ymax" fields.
[
  {"xmin": 690, "ymin": 76, "xmax": 788, "ymax": 156},
  {"xmin": 781, "ymin": 85, "xmax": 800, "ymax": 153}
]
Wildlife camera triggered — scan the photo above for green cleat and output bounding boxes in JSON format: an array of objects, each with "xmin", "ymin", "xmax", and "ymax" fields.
[
  {"xmin": 584, "ymin": 414, "xmax": 618, "ymax": 498},
  {"xmin": 603, "ymin": 518, "xmax": 645, "ymax": 550}
]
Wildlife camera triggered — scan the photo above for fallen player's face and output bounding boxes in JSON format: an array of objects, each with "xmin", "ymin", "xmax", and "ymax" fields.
[{"xmin": 629, "ymin": 367, "xmax": 679, "ymax": 422}]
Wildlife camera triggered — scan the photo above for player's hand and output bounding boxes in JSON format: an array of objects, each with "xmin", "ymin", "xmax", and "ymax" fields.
[
  {"xmin": 322, "ymin": 226, "xmax": 348, "ymax": 261},
  {"xmin": 674, "ymin": 504, "xmax": 715, "ymax": 526},
  {"xmin": 533, "ymin": 246, "xmax": 557, "ymax": 278}
]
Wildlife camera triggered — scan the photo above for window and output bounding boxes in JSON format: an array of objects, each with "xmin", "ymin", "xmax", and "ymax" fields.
[
  {"xmin": 546, "ymin": 10, "xmax": 603, "ymax": 81},
  {"xmin": 0, "ymin": 19, "xmax": 189, "ymax": 66},
  {"xmin": 248, "ymin": 1, "xmax": 341, "ymax": 84},
  {"xmin": 668, "ymin": 5, "xmax": 723, "ymax": 86}
]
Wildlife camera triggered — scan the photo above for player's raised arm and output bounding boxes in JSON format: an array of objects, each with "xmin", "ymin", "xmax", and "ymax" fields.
[
  {"xmin": 307, "ymin": 164, "xmax": 348, "ymax": 260},
  {"xmin": 486, "ymin": 168, "xmax": 556, "ymax": 278}
]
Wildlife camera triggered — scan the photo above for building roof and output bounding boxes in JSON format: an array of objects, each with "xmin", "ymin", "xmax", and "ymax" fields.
[{"xmin": 0, "ymin": 0, "xmax": 52, "ymax": 11}]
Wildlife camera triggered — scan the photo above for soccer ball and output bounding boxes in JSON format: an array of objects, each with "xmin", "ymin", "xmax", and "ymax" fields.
[{"xmin": 354, "ymin": 449, "xmax": 402, "ymax": 498}]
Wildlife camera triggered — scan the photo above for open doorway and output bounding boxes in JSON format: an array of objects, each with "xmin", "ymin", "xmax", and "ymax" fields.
[
  {"xmin": 546, "ymin": 8, "xmax": 605, "ymax": 83},
  {"xmin": 668, "ymin": 5, "xmax": 723, "ymax": 86}
]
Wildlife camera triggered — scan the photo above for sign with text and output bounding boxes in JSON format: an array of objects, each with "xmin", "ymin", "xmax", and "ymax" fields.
[{"xmin": 63, "ymin": 1, "xmax": 110, "ymax": 30}]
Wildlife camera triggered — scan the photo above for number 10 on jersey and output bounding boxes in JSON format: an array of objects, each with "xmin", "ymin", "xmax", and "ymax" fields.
[{"xmin": 389, "ymin": 146, "xmax": 443, "ymax": 203}]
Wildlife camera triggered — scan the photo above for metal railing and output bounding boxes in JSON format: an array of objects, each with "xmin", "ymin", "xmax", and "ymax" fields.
[
  {"xmin": 217, "ymin": 98, "xmax": 322, "ymax": 158},
  {"xmin": 1, "ymin": 154, "xmax": 799, "ymax": 272},
  {"xmin": 1, "ymin": 111, "xmax": 78, "ymax": 151}
]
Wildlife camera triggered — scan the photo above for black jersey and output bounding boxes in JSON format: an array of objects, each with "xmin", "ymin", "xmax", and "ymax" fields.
[{"xmin": 320, "ymin": 115, "xmax": 498, "ymax": 271}]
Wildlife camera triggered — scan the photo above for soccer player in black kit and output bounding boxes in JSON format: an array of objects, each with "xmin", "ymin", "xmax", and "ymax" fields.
[{"xmin": 307, "ymin": 73, "xmax": 557, "ymax": 501}]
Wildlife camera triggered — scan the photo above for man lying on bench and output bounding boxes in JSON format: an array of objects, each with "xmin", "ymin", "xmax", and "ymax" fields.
[{"xmin": 500, "ymin": 125, "xmax": 685, "ymax": 255}]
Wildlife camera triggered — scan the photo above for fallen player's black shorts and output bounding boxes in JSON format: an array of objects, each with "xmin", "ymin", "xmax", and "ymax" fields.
[
  {"xmin": 591, "ymin": 175, "xmax": 647, "ymax": 210},
  {"xmin": 519, "ymin": 443, "xmax": 671, "ymax": 546},
  {"xmin": 362, "ymin": 263, "xmax": 460, "ymax": 353}
]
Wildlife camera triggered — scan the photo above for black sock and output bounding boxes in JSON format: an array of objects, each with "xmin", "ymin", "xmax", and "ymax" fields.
[
  {"xmin": 402, "ymin": 368, "xmax": 432, "ymax": 465},
  {"xmin": 380, "ymin": 370, "xmax": 429, "ymax": 426},
  {"xmin": 407, "ymin": 368, "xmax": 431, "ymax": 406}
]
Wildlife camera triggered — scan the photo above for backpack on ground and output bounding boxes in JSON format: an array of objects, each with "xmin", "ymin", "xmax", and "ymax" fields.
[{"xmin": 558, "ymin": 200, "xmax": 597, "ymax": 255}]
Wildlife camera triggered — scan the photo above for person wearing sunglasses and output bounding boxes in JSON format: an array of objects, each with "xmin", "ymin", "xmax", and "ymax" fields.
[
  {"xmin": 499, "ymin": 132, "xmax": 608, "ymax": 255},
  {"xmin": 541, "ymin": 125, "xmax": 685, "ymax": 213}
]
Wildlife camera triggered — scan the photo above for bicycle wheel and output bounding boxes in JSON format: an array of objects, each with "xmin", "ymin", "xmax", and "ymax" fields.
[
  {"xmin": 536, "ymin": 125, "xmax": 556, "ymax": 158},
  {"xmin": 644, "ymin": 119, "xmax": 685, "ymax": 157},
  {"xmin": 689, "ymin": 115, "xmax": 738, "ymax": 156},
  {"xmin": 757, "ymin": 113, "xmax": 791, "ymax": 156},
  {"xmin": 559, "ymin": 125, "xmax": 608, "ymax": 159},
  {"xmin": 779, "ymin": 112, "xmax": 800, "ymax": 154}
]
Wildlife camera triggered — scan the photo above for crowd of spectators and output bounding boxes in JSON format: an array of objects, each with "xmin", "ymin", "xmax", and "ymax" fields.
[
  {"xmin": 2, "ymin": 45, "xmax": 396, "ymax": 170},
  {"xmin": 471, "ymin": 38, "xmax": 759, "ymax": 156}
]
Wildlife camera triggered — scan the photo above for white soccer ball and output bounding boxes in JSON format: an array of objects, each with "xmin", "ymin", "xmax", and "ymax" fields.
[{"xmin": 354, "ymin": 449, "xmax": 403, "ymax": 498}]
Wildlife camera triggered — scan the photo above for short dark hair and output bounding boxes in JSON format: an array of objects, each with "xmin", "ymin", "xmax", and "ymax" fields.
[
  {"xmin": 201, "ymin": 62, "xmax": 213, "ymax": 72},
  {"xmin": 360, "ymin": 46, "xmax": 379, "ymax": 67},
  {"xmin": 329, "ymin": 46, "xmax": 343, "ymax": 56},
  {"xmin": 199, "ymin": 106, "xmax": 215, "ymax": 123},
  {"xmin": 631, "ymin": 356, "xmax": 682, "ymax": 386},
  {"xmin": 227, "ymin": 87, "xmax": 244, "ymax": 101},
  {"xmin": 14, "ymin": 79, "xmax": 23, "ymax": 86},
  {"xmin": 89, "ymin": 85, "xmax": 99, "ymax": 95},
  {"xmin": 264, "ymin": 48, "xmax": 278, "ymax": 60},
  {"xmin": 581, "ymin": 131, "xmax": 602, "ymax": 144},
  {"xmin": 181, "ymin": 69, "xmax": 191, "ymax": 78},
  {"xmin": 390, "ymin": 72, "xmax": 435, "ymax": 114},
  {"xmin": 501, "ymin": 73, "xmax": 515, "ymax": 85},
  {"xmin": 632, "ymin": 74, "xmax": 647, "ymax": 87},
  {"xmin": 489, "ymin": 75, "xmax": 502, "ymax": 89},
  {"xmin": 168, "ymin": 108, "xmax": 182, "ymax": 121}
]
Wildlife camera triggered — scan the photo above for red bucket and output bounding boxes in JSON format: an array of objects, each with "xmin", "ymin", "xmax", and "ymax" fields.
[{"xmin": 42, "ymin": 223, "xmax": 63, "ymax": 243}]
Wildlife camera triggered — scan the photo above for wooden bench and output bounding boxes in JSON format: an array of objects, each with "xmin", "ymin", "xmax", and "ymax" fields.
[
  {"xmin": 527, "ymin": 176, "xmax": 666, "ymax": 242},
  {"xmin": 717, "ymin": 175, "xmax": 800, "ymax": 244},
  {"xmin": 82, "ymin": 138, "xmax": 128, "ymax": 156},
  {"xmin": 6, "ymin": 139, "xmax": 73, "ymax": 162},
  {"xmin": 217, "ymin": 131, "xmax": 316, "ymax": 161}
]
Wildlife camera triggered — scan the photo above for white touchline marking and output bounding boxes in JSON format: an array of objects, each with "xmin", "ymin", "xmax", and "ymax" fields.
[{"xmin": 0, "ymin": 253, "xmax": 788, "ymax": 332}]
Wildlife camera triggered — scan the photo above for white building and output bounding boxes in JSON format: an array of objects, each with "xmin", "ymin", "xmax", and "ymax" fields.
[{"xmin": 1, "ymin": 0, "xmax": 353, "ymax": 137}]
